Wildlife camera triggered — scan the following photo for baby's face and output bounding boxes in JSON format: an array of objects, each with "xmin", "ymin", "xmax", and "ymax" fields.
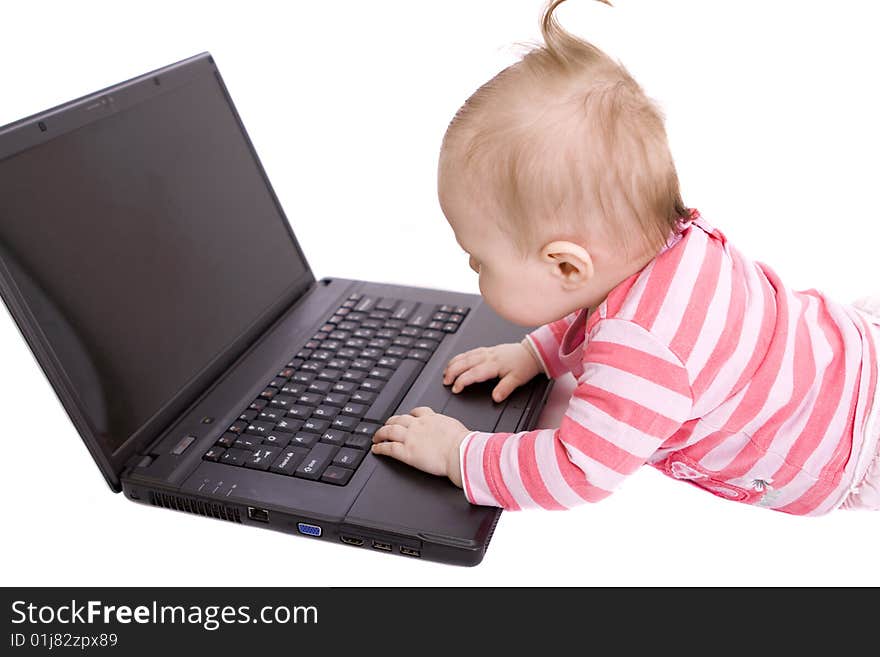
[{"xmin": 438, "ymin": 161, "xmax": 586, "ymax": 328}]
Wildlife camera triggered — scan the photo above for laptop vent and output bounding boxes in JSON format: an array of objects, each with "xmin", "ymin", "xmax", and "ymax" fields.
[{"xmin": 148, "ymin": 491, "xmax": 241, "ymax": 523}]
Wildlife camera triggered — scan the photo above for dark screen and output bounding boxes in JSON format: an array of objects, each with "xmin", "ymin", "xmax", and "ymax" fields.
[{"xmin": 0, "ymin": 73, "xmax": 308, "ymax": 455}]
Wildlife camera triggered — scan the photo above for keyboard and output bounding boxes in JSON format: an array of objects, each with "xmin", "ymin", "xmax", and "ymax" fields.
[{"xmin": 202, "ymin": 293, "xmax": 470, "ymax": 486}]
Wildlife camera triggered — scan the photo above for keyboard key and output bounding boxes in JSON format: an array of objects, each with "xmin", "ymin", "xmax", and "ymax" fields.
[
  {"xmin": 354, "ymin": 422, "xmax": 381, "ymax": 437},
  {"xmin": 270, "ymin": 395, "xmax": 296, "ymax": 409},
  {"xmin": 341, "ymin": 370, "xmax": 366, "ymax": 383},
  {"xmin": 345, "ymin": 433, "xmax": 373, "ymax": 450},
  {"xmin": 263, "ymin": 430, "xmax": 294, "ymax": 448},
  {"xmin": 376, "ymin": 328, "xmax": 397, "ymax": 339},
  {"xmin": 367, "ymin": 338, "xmax": 390, "ymax": 349},
  {"xmin": 248, "ymin": 399, "xmax": 267, "ymax": 411},
  {"xmin": 216, "ymin": 432, "xmax": 238, "ymax": 448},
  {"xmin": 368, "ymin": 310, "xmax": 390, "ymax": 320},
  {"xmin": 452, "ymin": 306, "xmax": 469, "ymax": 316},
  {"xmin": 338, "ymin": 347, "xmax": 359, "ymax": 359},
  {"xmin": 386, "ymin": 346, "xmax": 407, "ymax": 358},
  {"xmin": 280, "ymin": 382, "xmax": 306, "ymax": 396},
  {"xmin": 392, "ymin": 336, "xmax": 414, "ymax": 347},
  {"xmin": 302, "ymin": 417, "xmax": 330, "ymax": 434},
  {"xmin": 292, "ymin": 370, "xmax": 316, "ymax": 382},
  {"xmin": 245, "ymin": 420, "xmax": 274, "ymax": 436},
  {"xmin": 363, "ymin": 359, "xmax": 423, "ymax": 422},
  {"xmin": 400, "ymin": 326, "xmax": 420, "ymax": 337},
  {"xmin": 239, "ymin": 409, "xmax": 258, "ymax": 422},
  {"xmin": 274, "ymin": 417, "xmax": 303, "ymax": 433},
  {"xmin": 354, "ymin": 296, "xmax": 376, "ymax": 312},
  {"xmin": 375, "ymin": 297, "xmax": 398, "ymax": 311},
  {"xmin": 353, "ymin": 328, "xmax": 374, "ymax": 339},
  {"xmin": 295, "ymin": 443, "xmax": 339, "ymax": 480},
  {"xmin": 300, "ymin": 361, "xmax": 322, "ymax": 373},
  {"xmin": 296, "ymin": 349, "xmax": 313, "ymax": 360},
  {"xmin": 286, "ymin": 404, "xmax": 312, "ymax": 419},
  {"xmin": 269, "ymin": 377, "xmax": 287, "ymax": 389},
  {"xmin": 329, "ymin": 330, "xmax": 350, "ymax": 340},
  {"xmin": 350, "ymin": 389, "xmax": 377, "ymax": 404},
  {"xmin": 323, "ymin": 392, "xmax": 349, "ymax": 407},
  {"xmin": 351, "ymin": 358, "xmax": 375, "ymax": 371},
  {"xmin": 234, "ymin": 435, "xmax": 262, "ymax": 450},
  {"xmin": 228, "ymin": 420, "xmax": 248, "ymax": 434},
  {"xmin": 326, "ymin": 358, "xmax": 350, "ymax": 370},
  {"xmin": 368, "ymin": 367, "xmax": 393, "ymax": 381},
  {"xmin": 259, "ymin": 407, "xmax": 286, "ymax": 423},
  {"xmin": 438, "ymin": 304, "xmax": 455, "ymax": 313},
  {"xmin": 407, "ymin": 304, "xmax": 431, "ymax": 327},
  {"xmin": 449, "ymin": 313, "xmax": 465, "ymax": 323},
  {"xmin": 270, "ymin": 446, "xmax": 310, "ymax": 475},
  {"xmin": 278, "ymin": 367, "xmax": 296, "ymax": 378},
  {"xmin": 321, "ymin": 465, "xmax": 353, "ymax": 486},
  {"xmin": 359, "ymin": 378, "xmax": 384, "ymax": 392},
  {"xmin": 348, "ymin": 292, "xmax": 363, "ymax": 301},
  {"xmin": 333, "ymin": 447, "xmax": 366, "ymax": 469},
  {"xmin": 393, "ymin": 301, "xmax": 417, "ymax": 321},
  {"xmin": 332, "ymin": 381, "xmax": 357, "ymax": 394},
  {"xmin": 427, "ymin": 321, "xmax": 445, "ymax": 330},
  {"xmin": 320, "ymin": 429, "xmax": 349, "ymax": 446},
  {"xmin": 360, "ymin": 347, "xmax": 383, "ymax": 359},
  {"xmin": 322, "ymin": 339, "xmax": 342, "ymax": 351},
  {"xmin": 331, "ymin": 415, "xmax": 359, "ymax": 432},
  {"xmin": 312, "ymin": 349, "xmax": 333, "ymax": 361},
  {"xmin": 338, "ymin": 320, "xmax": 358, "ymax": 331},
  {"xmin": 286, "ymin": 358, "xmax": 304, "ymax": 369},
  {"xmin": 362, "ymin": 318, "xmax": 383, "ymax": 329},
  {"xmin": 383, "ymin": 319, "xmax": 404, "ymax": 329},
  {"xmin": 311, "ymin": 405, "xmax": 340, "ymax": 419},
  {"xmin": 413, "ymin": 339, "xmax": 439, "ymax": 351},
  {"xmin": 432, "ymin": 311, "xmax": 450, "ymax": 322},
  {"xmin": 341, "ymin": 402, "xmax": 368, "ymax": 417},
  {"xmin": 290, "ymin": 432, "xmax": 319, "ymax": 449},
  {"xmin": 297, "ymin": 392, "xmax": 323, "ymax": 407},
  {"xmin": 407, "ymin": 348, "xmax": 432, "ymax": 362},
  {"xmin": 442, "ymin": 322, "xmax": 458, "ymax": 333},
  {"xmin": 377, "ymin": 356, "xmax": 400, "ymax": 368},
  {"xmin": 244, "ymin": 446, "xmax": 280, "ymax": 470},
  {"xmin": 317, "ymin": 368, "xmax": 342, "ymax": 381},
  {"xmin": 203, "ymin": 446, "xmax": 225, "ymax": 462},
  {"xmin": 421, "ymin": 329, "xmax": 444, "ymax": 341},
  {"xmin": 345, "ymin": 338, "xmax": 368, "ymax": 349},
  {"xmin": 220, "ymin": 448, "xmax": 249, "ymax": 466},
  {"xmin": 307, "ymin": 380, "xmax": 332, "ymax": 394}
]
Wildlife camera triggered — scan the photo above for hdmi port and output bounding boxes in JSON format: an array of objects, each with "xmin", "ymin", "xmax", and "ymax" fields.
[
  {"xmin": 341, "ymin": 535, "xmax": 364, "ymax": 546},
  {"xmin": 371, "ymin": 540, "xmax": 392, "ymax": 552}
]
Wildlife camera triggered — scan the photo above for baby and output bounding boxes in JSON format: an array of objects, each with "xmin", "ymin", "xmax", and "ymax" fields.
[{"xmin": 371, "ymin": 0, "xmax": 880, "ymax": 515}]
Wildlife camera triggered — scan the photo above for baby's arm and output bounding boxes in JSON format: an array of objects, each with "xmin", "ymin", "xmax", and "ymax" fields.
[
  {"xmin": 523, "ymin": 310, "xmax": 583, "ymax": 379},
  {"xmin": 459, "ymin": 319, "xmax": 694, "ymax": 509}
]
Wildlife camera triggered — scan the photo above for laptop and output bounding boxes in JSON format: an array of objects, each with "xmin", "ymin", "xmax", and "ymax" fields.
[{"xmin": 0, "ymin": 52, "xmax": 553, "ymax": 566}]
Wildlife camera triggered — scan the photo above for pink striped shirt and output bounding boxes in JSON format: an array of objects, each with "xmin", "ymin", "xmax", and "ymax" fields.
[{"xmin": 459, "ymin": 210, "xmax": 880, "ymax": 515}]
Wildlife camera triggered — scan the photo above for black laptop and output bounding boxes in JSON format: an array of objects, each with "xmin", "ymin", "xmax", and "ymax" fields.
[{"xmin": 0, "ymin": 52, "xmax": 552, "ymax": 566}]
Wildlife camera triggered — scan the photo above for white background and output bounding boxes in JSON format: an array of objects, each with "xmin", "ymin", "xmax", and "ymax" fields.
[{"xmin": 1, "ymin": 0, "xmax": 879, "ymax": 586}]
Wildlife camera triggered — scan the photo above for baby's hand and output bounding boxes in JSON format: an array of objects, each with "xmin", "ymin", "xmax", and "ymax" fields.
[
  {"xmin": 371, "ymin": 407, "xmax": 469, "ymax": 487},
  {"xmin": 443, "ymin": 341, "xmax": 543, "ymax": 402}
]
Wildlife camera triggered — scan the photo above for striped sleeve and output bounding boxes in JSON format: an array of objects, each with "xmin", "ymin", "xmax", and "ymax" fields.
[
  {"xmin": 524, "ymin": 311, "xmax": 581, "ymax": 379},
  {"xmin": 460, "ymin": 318, "xmax": 694, "ymax": 509}
]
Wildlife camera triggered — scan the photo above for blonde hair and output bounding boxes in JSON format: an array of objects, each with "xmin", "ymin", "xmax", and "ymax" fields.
[{"xmin": 441, "ymin": 0, "xmax": 688, "ymax": 259}]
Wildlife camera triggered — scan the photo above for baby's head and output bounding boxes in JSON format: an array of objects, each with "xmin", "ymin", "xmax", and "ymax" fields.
[{"xmin": 438, "ymin": 0, "xmax": 687, "ymax": 327}]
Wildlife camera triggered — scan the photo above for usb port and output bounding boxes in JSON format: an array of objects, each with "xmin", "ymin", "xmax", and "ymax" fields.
[
  {"xmin": 371, "ymin": 540, "xmax": 392, "ymax": 552},
  {"xmin": 399, "ymin": 546, "xmax": 420, "ymax": 558},
  {"xmin": 247, "ymin": 507, "xmax": 269, "ymax": 523},
  {"xmin": 341, "ymin": 535, "xmax": 364, "ymax": 546}
]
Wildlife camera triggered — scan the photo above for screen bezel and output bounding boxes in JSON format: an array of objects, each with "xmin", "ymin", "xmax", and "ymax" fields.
[{"xmin": 0, "ymin": 52, "xmax": 315, "ymax": 491}]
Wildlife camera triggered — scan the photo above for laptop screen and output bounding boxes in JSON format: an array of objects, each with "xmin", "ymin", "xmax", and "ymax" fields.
[{"xmin": 0, "ymin": 67, "xmax": 309, "ymax": 458}]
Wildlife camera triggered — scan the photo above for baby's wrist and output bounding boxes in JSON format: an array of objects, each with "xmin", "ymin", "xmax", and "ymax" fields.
[
  {"xmin": 446, "ymin": 431, "xmax": 469, "ymax": 489},
  {"xmin": 520, "ymin": 337, "xmax": 544, "ymax": 375}
]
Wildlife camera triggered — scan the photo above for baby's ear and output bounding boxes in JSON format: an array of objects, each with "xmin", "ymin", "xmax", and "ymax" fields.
[{"xmin": 541, "ymin": 240, "xmax": 594, "ymax": 289}]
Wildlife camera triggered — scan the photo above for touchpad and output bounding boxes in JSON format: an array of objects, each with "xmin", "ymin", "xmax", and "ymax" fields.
[{"xmin": 441, "ymin": 378, "xmax": 505, "ymax": 432}]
